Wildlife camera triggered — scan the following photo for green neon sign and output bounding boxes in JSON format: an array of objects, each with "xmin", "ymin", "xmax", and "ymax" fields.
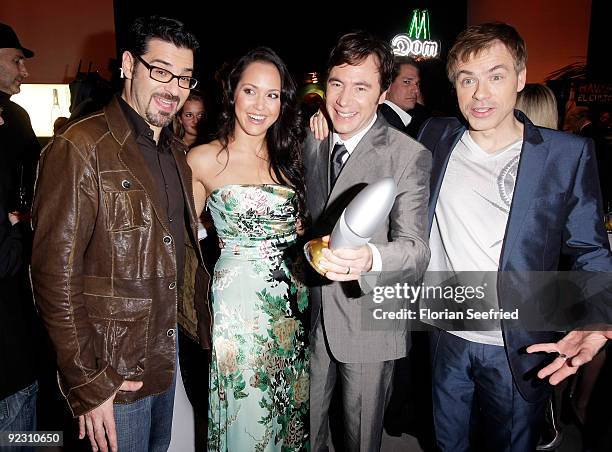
[{"xmin": 408, "ymin": 9, "xmax": 431, "ymax": 40}]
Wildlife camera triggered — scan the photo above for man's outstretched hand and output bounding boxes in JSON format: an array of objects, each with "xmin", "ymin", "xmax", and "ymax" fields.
[{"xmin": 526, "ymin": 328, "xmax": 611, "ymax": 385}]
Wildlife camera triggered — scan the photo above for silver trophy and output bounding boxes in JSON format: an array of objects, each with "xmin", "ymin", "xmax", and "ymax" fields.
[{"xmin": 304, "ymin": 177, "xmax": 397, "ymax": 276}]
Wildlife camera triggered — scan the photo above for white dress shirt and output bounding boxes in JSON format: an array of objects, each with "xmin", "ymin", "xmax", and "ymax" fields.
[{"xmin": 383, "ymin": 100, "xmax": 412, "ymax": 127}]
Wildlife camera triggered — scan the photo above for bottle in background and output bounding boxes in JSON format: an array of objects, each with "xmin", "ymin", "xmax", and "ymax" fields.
[
  {"xmin": 50, "ymin": 88, "xmax": 61, "ymax": 126},
  {"xmin": 605, "ymin": 201, "xmax": 612, "ymax": 233},
  {"xmin": 14, "ymin": 164, "xmax": 30, "ymax": 214}
]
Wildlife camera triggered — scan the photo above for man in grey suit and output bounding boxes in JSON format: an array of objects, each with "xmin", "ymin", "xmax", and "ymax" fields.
[{"xmin": 304, "ymin": 31, "xmax": 431, "ymax": 451}]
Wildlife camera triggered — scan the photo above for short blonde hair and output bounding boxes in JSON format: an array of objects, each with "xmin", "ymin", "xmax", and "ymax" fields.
[{"xmin": 516, "ymin": 84, "xmax": 559, "ymax": 129}]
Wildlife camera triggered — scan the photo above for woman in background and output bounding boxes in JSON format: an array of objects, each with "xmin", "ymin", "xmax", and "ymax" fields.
[
  {"xmin": 516, "ymin": 83, "xmax": 559, "ymax": 129},
  {"xmin": 174, "ymin": 91, "xmax": 208, "ymax": 148}
]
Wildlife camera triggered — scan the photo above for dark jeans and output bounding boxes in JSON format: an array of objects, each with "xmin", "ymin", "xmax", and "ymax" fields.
[
  {"xmin": 115, "ymin": 334, "xmax": 178, "ymax": 452},
  {"xmin": 0, "ymin": 381, "xmax": 38, "ymax": 452},
  {"xmin": 113, "ymin": 375, "xmax": 177, "ymax": 452},
  {"xmin": 431, "ymin": 330, "xmax": 546, "ymax": 452}
]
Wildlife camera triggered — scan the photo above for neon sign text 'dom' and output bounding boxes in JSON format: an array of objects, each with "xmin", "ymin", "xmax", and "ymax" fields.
[{"xmin": 392, "ymin": 9, "xmax": 440, "ymax": 58}]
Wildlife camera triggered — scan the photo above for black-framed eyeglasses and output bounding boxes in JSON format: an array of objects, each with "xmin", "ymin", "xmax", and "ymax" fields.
[{"xmin": 134, "ymin": 54, "xmax": 198, "ymax": 89}]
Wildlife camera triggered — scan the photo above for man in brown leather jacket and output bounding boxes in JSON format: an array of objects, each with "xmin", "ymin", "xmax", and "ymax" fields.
[{"xmin": 31, "ymin": 16, "xmax": 209, "ymax": 452}]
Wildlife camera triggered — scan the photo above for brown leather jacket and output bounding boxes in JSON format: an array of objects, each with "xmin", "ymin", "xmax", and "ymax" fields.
[{"xmin": 31, "ymin": 96, "xmax": 211, "ymax": 417}]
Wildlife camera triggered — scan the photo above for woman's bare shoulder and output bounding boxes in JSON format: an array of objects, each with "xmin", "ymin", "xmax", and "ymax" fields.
[
  {"xmin": 187, "ymin": 140, "xmax": 227, "ymax": 171},
  {"xmin": 188, "ymin": 140, "xmax": 222, "ymax": 159}
]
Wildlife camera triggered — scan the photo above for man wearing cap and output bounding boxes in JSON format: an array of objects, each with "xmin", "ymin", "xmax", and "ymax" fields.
[
  {"xmin": 0, "ymin": 23, "xmax": 43, "ymax": 438},
  {"xmin": 0, "ymin": 23, "xmax": 39, "ymax": 208}
]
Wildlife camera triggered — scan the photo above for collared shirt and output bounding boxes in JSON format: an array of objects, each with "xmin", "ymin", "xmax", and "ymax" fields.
[
  {"xmin": 118, "ymin": 97, "xmax": 185, "ymax": 285},
  {"xmin": 330, "ymin": 113, "xmax": 382, "ymax": 271},
  {"xmin": 383, "ymin": 100, "xmax": 412, "ymax": 127},
  {"xmin": 331, "ymin": 113, "xmax": 378, "ymax": 161}
]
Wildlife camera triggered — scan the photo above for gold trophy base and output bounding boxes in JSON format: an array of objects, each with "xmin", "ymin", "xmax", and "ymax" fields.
[{"xmin": 304, "ymin": 238, "xmax": 328, "ymax": 276}]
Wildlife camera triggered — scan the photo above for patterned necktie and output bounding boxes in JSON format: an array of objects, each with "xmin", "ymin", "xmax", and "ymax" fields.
[{"xmin": 330, "ymin": 143, "xmax": 349, "ymax": 186}]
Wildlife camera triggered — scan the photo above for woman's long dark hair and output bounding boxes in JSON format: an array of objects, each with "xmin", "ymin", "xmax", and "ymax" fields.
[{"xmin": 216, "ymin": 47, "xmax": 307, "ymax": 224}]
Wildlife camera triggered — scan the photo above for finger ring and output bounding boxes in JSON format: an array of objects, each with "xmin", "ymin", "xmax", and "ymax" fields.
[
  {"xmin": 558, "ymin": 353, "xmax": 568, "ymax": 360},
  {"xmin": 314, "ymin": 111, "xmax": 320, "ymax": 116},
  {"xmin": 346, "ymin": 266, "xmax": 351, "ymax": 275}
]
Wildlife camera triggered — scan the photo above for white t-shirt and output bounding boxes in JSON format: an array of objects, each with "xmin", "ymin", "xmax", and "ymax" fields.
[{"xmin": 427, "ymin": 131, "xmax": 523, "ymax": 346}]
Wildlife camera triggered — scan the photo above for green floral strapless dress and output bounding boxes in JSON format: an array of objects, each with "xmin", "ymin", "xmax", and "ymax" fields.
[{"xmin": 207, "ymin": 184, "xmax": 309, "ymax": 451}]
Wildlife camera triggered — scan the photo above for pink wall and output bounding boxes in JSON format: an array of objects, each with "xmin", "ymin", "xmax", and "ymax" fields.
[
  {"xmin": 0, "ymin": 0, "xmax": 115, "ymax": 83},
  {"xmin": 467, "ymin": 0, "xmax": 592, "ymax": 83}
]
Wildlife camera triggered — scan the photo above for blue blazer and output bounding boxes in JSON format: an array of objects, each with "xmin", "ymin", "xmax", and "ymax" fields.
[{"xmin": 418, "ymin": 110, "xmax": 612, "ymax": 402}]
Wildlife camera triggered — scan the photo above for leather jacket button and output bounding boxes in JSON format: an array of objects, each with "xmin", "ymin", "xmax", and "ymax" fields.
[
  {"xmin": 163, "ymin": 235, "xmax": 172, "ymax": 244},
  {"xmin": 166, "ymin": 328, "xmax": 175, "ymax": 337},
  {"xmin": 121, "ymin": 180, "xmax": 131, "ymax": 189},
  {"xmin": 169, "ymin": 282, "xmax": 176, "ymax": 289}
]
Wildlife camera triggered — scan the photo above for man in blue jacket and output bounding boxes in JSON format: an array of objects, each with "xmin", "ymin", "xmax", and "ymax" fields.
[{"xmin": 418, "ymin": 22, "xmax": 612, "ymax": 451}]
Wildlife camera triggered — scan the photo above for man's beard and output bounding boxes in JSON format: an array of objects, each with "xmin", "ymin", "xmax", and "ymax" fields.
[
  {"xmin": 5, "ymin": 77, "xmax": 22, "ymax": 95},
  {"xmin": 146, "ymin": 93, "xmax": 180, "ymax": 127},
  {"xmin": 146, "ymin": 110, "xmax": 173, "ymax": 127}
]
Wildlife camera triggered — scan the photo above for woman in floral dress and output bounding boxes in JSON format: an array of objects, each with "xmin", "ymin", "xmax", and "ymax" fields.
[{"xmin": 187, "ymin": 47, "xmax": 309, "ymax": 451}]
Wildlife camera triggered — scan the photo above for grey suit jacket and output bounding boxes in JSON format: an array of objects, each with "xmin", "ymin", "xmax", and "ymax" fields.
[{"xmin": 303, "ymin": 115, "xmax": 431, "ymax": 363}]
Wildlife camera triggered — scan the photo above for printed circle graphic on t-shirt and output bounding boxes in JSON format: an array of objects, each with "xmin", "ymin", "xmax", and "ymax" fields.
[{"xmin": 497, "ymin": 154, "xmax": 520, "ymax": 208}]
